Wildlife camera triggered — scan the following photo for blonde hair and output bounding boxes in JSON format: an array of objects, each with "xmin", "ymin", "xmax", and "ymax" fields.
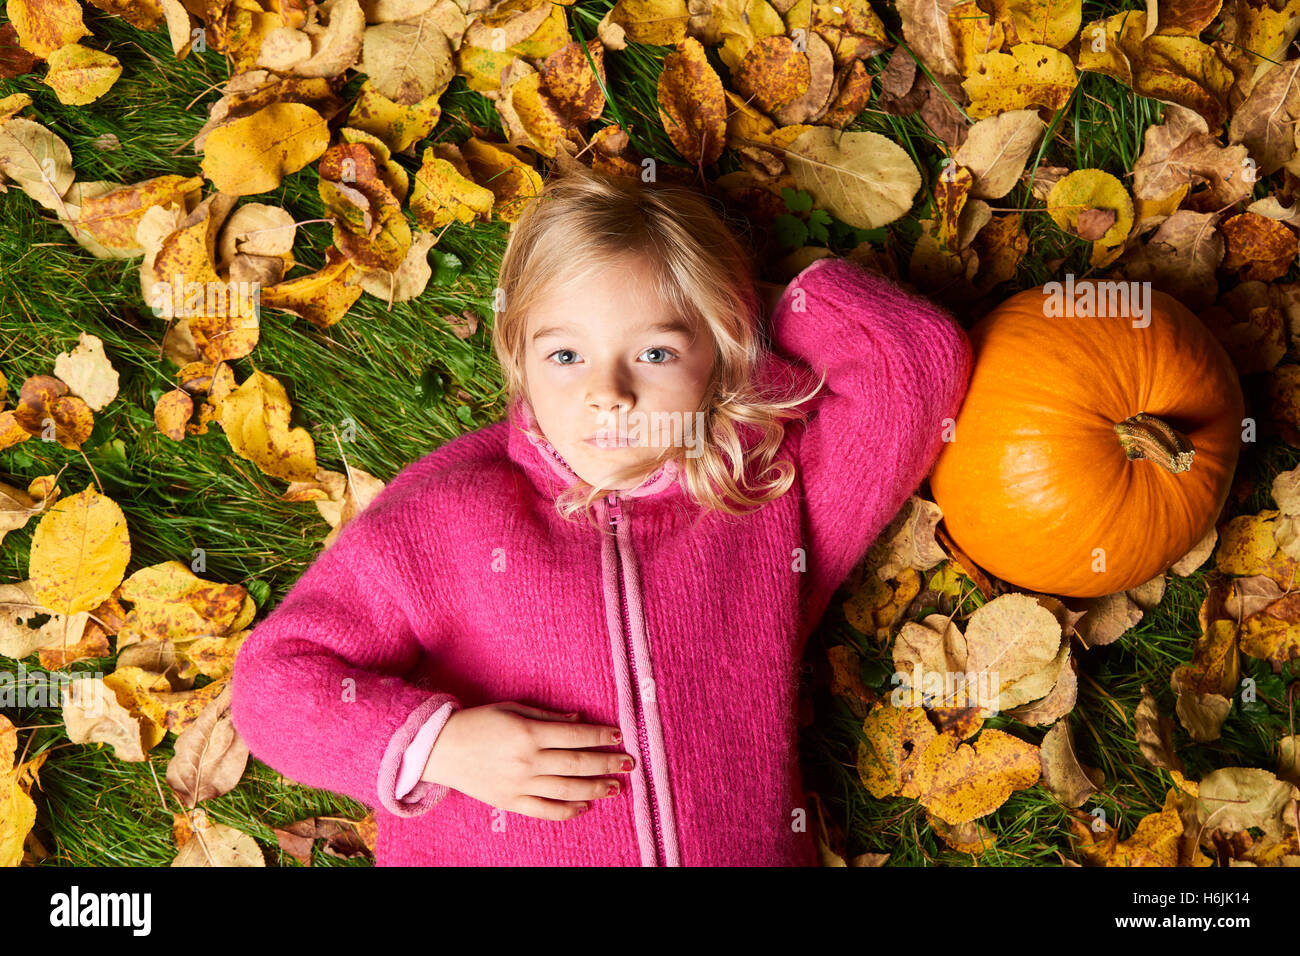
[{"xmin": 491, "ymin": 164, "xmax": 826, "ymax": 529}]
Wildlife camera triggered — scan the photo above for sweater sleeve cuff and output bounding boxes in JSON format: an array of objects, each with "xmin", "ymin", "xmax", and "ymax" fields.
[{"xmin": 378, "ymin": 692, "xmax": 460, "ymax": 817}]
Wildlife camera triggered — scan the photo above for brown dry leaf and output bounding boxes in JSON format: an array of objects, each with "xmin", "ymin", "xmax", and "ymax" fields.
[
  {"xmin": 826, "ymin": 643, "xmax": 875, "ymax": 718},
  {"xmin": 1170, "ymin": 618, "xmax": 1239, "ymax": 742},
  {"xmin": 875, "ymin": 43, "xmax": 926, "ymax": 116},
  {"xmin": 1195, "ymin": 767, "xmax": 1300, "ymax": 848},
  {"xmin": 1079, "ymin": 10, "xmax": 1232, "ymax": 130},
  {"xmin": 360, "ymin": 5, "xmax": 456, "ymax": 104},
  {"xmin": 0, "ymin": 114, "xmax": 75, "ymax": 211},
  {"xmin": 216, "ymin": 202, "xmax": 297, "ymax": 271},
  {"xmin": 1039, "ymin": 718, "xmax": 1103, "ymax": 808},
  {"xmin": 962, "ymin": 592, "xmax": 1068, "ymax": 712},
  {"xmin": 1200, "ymin": 280, "xmax": 1288, "ymax": 375},
  {"xmin": 785, "ymin": 126, "xmax": 923, "ymax": 230},
  {"xmin": 107, "ymin": 667, "xmax": 229, "ymax": 736},
  {"xmin": 1228, "ymin": 57, "xmax": 1300, "ymax": 177},
  {"xmin": 952, "ymin": 109, "xmax": 1046, "ymax": 200},
  {"xmin": 600, "ymin": 0, "xmax": 688, "ymax": 47},
  {"xmin": 0, "ymin": 480, "xmax": 49, "ymax": 547},
  {"xmin": 285, "ymin": 464, "xmax": 387, "ymax": 537},
  {"xmin": 9, "ymin": 374, "xmax": 94, "ymax": 449},
  {"xmin": 345, "ymin": 78, "xmax": 444, "ymax": 155},
  {"xmin": 154, "ymin": 388, "xmax": 194, "ymax": 442},
  {"xmin": 458, "ymin": 136, "xmax": 544, "ymax": 223},
  {"xmin": 192, "ymin": 71, "xmax": 343, "ymax": 153},
  {"xmin": 165, "ymin": 682, "xmax": 249, "ymax": 808},
  {"xmin": 897, "ymin": 0, "xmax": 963, "ymax": 82},
  {"xmin": 1135, "ymin": 683, "xmax": 1185, "ymax": 773},
  {"xmin": 1238, "ymin": 590, "xmax": 1300, "ymax": 671},
  {"xmin": 61, "ymin": 676, "xmax": 161, "ymax": 762},
  {"xmin": 61, "ymin": 174, "xmax": 202, "ymax": 259},
  {"xmin": 0, "ymin": 22, "xmax": 38, "ymax": 78},
  {"xmin": 731, "ymin": 34, "xmax": 810, "ymax": 118},
  {"xmin": 1119, "ymin": 208, "xmax": 1224, "ymax": 310},
  {"xmin": 41, "ymin": 42, "xmax": 122, "ymax": 105},
  {"xmin": 52, "ymin": 331, "xmax": 118, "ymax": 412},
  {"xmin": 171, "ymin": 812, "xmax": 265, "ymax": 866},
  {"xmin": 1133, "ymin": 104, "xmax": 1252, "ymax": 213},
  {"xmin": 1219, "ymin": 212, "xmax": 1298, "ymax": 282},
  {"xmin": 865, "ymin": 495, "xmax": 947, "ymax": 581},
  {"xmin": 0, "ymin": 579, "xmax": 90, "ymax": 660},
  {"xmin": 0, "ymin": 713, "xmax": 46, "ymax": 867},
  {"xmin": 356, "ymin": 229, "xmax": 437, "ymax": 306}
]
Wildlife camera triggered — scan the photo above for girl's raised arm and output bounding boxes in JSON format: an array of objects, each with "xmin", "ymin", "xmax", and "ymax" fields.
[
  {"xmin": 230, "ymin": 485, "xmax": 461, "ymax": 819},
  {"xmin": 767, "ymin": 256, "xmax": 974, "ymax": 625}
]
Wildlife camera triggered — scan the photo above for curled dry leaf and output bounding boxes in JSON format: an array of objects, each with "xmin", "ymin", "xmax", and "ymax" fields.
[
  {"xmin": 165, "ymin": 682, "xmax": 250, "ymax": 808},
  {"xmin": 1039, "ymin": 718, "xmax": 1103, "ymax": 808}
]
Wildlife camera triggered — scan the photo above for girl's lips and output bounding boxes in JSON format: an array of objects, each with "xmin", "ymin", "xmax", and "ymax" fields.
[{"xmin": 585, "ymin": 435, "xmax": 633, "ymax": 448}]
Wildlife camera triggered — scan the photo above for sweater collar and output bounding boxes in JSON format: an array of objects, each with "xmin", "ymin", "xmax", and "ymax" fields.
[{"xmin": 505, "ymin": 394, "xmax": 685, "ymax": 502}]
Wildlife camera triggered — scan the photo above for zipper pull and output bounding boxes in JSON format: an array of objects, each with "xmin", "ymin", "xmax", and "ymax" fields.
[{"xmin": 606, "ymin": 491, "xmax": 622, "ymax": 527}]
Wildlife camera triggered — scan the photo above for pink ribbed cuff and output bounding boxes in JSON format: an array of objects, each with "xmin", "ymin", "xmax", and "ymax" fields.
[{"xmin": 395, "ymin": 699, "xmax": 457, "ymax": 800}]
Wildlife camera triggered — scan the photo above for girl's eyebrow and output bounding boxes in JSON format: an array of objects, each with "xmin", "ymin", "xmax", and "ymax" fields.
[{"xmin": 532, "ymin": 319, "xmax": 694, "ymax": 342}]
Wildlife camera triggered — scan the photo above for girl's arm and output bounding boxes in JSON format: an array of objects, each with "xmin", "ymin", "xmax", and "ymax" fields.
[
  {"xmin": 230, "ymin": 493, "xmax": 461, "ymax": 818},
  {"xmin": 766, "ymin": 256, "xmax": 973, "ymax": 625}
]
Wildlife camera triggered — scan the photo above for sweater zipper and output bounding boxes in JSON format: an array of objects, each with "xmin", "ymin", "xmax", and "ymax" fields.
[{"xmin": 606, "ymin": 490, "xmax": 667, "ymax": 867}]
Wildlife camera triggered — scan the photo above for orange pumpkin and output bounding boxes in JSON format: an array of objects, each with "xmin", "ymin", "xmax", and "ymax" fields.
[{"xmin": 928, "ymin": 279, "xmax": 1245, "ymax": 598}]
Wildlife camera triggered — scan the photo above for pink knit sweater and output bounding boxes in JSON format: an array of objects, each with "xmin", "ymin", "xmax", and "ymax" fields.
[{"xmin": 228, "ymin": 256, "xmax": 972, "ymax": 866}]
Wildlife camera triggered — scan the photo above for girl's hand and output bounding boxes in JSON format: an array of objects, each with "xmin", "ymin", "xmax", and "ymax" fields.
[{"xmin": 420, "ymin": 701, "xmax": 635, "ymax": 821}]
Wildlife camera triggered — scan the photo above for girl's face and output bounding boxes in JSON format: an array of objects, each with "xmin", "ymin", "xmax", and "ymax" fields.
[{"xmin": 523, "ymin": 253, "xmax": 715, "ymax": 491}]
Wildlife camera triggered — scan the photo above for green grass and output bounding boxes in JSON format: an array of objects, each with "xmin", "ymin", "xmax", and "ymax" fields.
[{"xmin": 3, "ymin": 0, "xmax": 1297, "ymax": 866}]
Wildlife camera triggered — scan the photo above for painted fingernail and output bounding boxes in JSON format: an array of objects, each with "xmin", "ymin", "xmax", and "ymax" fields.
[
  {"xmin": 607, "ymin": 782, "xmax": 620, "ymax": 796},
  {"xmin": 621, "ymin": 757, "xmax": 634, "ymax": 771},
  {"xmin": 611, "ymin": 730, "xmax": 622, "ymax": 743}
]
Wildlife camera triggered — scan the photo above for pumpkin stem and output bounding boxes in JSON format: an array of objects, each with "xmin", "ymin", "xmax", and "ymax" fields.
[{"xmin": 1114, "ymin": 412, "xmax": 1195, "ymax": 474}]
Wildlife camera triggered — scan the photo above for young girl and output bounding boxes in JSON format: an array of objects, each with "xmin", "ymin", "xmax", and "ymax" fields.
[{"xmin": 229, "ymin": 165, "xmax": 972, "ymax": 866}]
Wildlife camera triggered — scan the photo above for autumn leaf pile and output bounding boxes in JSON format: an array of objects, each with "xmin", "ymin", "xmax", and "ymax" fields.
[{"xmin": 4, "ymin": 0, "xmax": 1300, "ymax": 866}]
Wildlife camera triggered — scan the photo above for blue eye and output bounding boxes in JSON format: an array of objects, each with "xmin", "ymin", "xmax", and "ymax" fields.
[
  {"xmin": 642, "ymin": 348, "xmax": 677, "ymax": 363},
  {"xmin": 548, "ymin": 349, "xmax": 579, "ymax": 365}
]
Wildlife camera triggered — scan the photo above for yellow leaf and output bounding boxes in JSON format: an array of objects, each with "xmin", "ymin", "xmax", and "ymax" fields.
[
  {"xmin": 201, "ymin": 102, "xmax": 330, "ymax": 196},
  {"xmin": 657, "ymin": 34, "xmax": 728, "ymax": 167},
  {"xmin": 410, "ymin": 144, "xmax": 495, "ymax": 229},
  {"xmin": 1045, "ymin": 168, "xmax": 1134, "ymax": 249},
  {"xmin": 911, "ymin": 727, "xmax": 1041, "ymax": 824},
  {"xmin": 42, "ymin": 43, "xmax": 122, "ymax": 105},
  {"xmin": 8, "ymin": 0, "xmax": 90, "ymax": 57},
  {"xmin": 218, "ymin": 369, "xmax": 318, "ymax": 481},
  {"xmin": 961, "ymin": 41, "xmax": 1078, "ymax": 118},
  {"xmin": 29, "ymin": 485, "xmax": 130, "ymax": 615}
]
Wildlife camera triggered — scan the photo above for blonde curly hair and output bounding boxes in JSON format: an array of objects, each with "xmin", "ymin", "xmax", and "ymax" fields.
[{"xmin": 492, "ymin": 163, "xmax": 825, "ymax": 528}]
